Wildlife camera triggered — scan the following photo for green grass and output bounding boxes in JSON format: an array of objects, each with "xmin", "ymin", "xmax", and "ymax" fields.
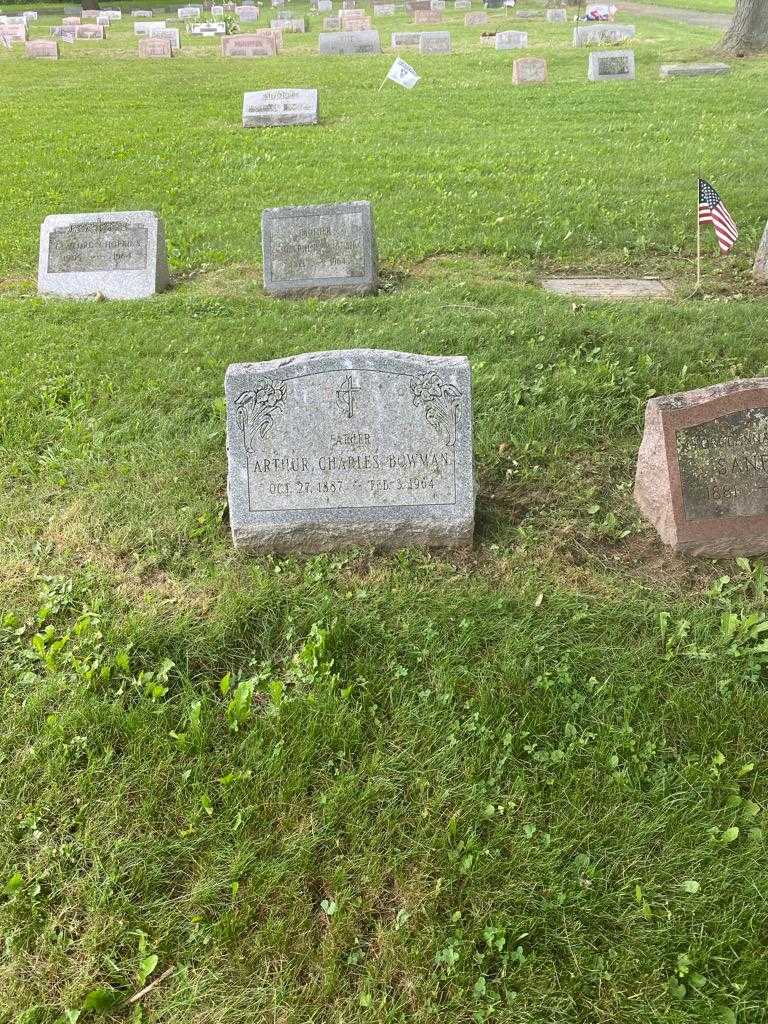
[
  {"xmin": 632, "ymin": 0, "xmax": 733, "ymax": 16},
  {"xmin": 2, "ymin": 6, "xmax": 768, "ymax": 1023}
]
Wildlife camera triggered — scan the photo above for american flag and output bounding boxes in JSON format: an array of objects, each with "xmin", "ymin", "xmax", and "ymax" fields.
[{"xmin": 699, "ymin": 178, "xmax": 738, "ymax": 254}]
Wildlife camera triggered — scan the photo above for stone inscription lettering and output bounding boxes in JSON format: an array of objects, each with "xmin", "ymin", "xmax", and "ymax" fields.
[
  {"xmin": 677, "ymin": 409, "xmax": 768, "ymax": 521},
  {"xmin": 234, "ymin": 368, "xmax": 461, "ymax": 513},
  {"xmin": 272, "ymin": 212, "xmax": 365, "ymax": 280},
  {"xmin": 598, "ymin": 55, "xmax": 629, "ymax": 75},
  {"xmin": 47, "ymin": 222, "xmax": 149, "ymax": 274}
]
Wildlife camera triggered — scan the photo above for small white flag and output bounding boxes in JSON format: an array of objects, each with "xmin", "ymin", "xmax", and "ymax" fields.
[{"xmin": 386, "ymin": 56, "xmax": 420, "ymax": 89}]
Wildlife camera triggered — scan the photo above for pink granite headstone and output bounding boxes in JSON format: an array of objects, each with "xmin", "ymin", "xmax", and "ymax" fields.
[
  {"xmin": 26, "ymin": 38, "xmax": 59, "ymax": 57},
  {"xmin": 635, "ymin": 379, "xmax": 768, "ymax": 556}
]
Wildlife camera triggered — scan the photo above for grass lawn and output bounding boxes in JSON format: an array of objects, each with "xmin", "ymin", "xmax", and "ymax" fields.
[
  {"xmin": 2, "ymin": 5, "xmax": 768, "ymax": 1023},
  {"xmin": 635, "ymin": 0, "xmax": 734, "ymax": 16}
]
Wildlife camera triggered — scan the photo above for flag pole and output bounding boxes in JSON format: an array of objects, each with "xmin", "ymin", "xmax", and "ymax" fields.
[
  {"xmin": 696, "ymin": 178, "xmax": 702, "ymax": 292},
  {"xmin": 378, "ymin": 74, "xmax": 388, "ymax": 91}
]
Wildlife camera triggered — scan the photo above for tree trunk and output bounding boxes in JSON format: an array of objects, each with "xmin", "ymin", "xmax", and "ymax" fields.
[{"xmin": 718, "ymin": 0, "xmax": 768, "ymax": 54}]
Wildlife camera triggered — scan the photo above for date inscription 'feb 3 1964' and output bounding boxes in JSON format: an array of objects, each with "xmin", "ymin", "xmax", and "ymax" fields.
[{"xmin": 225, "ymin": 349, "xmax": 475, "ymax": 552}]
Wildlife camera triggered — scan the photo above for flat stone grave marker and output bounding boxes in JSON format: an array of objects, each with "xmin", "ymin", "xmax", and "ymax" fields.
[
  {"xmin": 660, "ymin": 62, "xmax": 730, "ymax": 77},
  {"xmin": 223, "ymin": 30, "xmax": 277, "ymax": 53},
  {"xmin": 513, "ymin": 55, "xmax": 547, "ymax": 83},
  {"xmin": 149, "ymin": 26, "xmax": 181, "ymax": 49},
  {"xmin": 635, "ymin": 379, "xmax": 768, "ymax": 556},
  {"xmin": 465, "ymin": 11, "xmax": 488, "ymax": 25},
  {"xmin": 542, "ymin": 277, "xmax": 670, "ymax": 299},
  {"xmin": 237, "ymin": 5, "xmax": 261, "ymax": 18},
  {"xmin": 588, "ymin": 49, "xmax": 635, "ymax": 81},
  {"xmin": 139, "ymin": 34, "xmax": 172, "ymax": 54},
  {"xmin": 420, "ymin": 29, "xmax": 450, "ymax": 52},
  {"xmin": 573, "ymin": 22, "xmax": 634, "ymax": 45},
  {"xmin": 225, "ymin": 349, "xmax": 475, "ymax": 553},
  {"xmin": 413, "ymin": 8, "xmax": 442, "ymax": 21},
  {"xmin": 515, "ymin": 8, "xmax": 540, "ymax": 15},
  {"xmin": 318, "ymin": 29, "xmax": 381, "ymax": 52},
  {"xmin": 26, "ymin": 38, "xmax": 59, "ymax": 57},
  {"xmin": 546, "ymin": 7, "xmax": 566, "ymax": 20},
  {"xmin": 243, "ymin": 88, "xmax": 318, "ymax": 126},
  {"xmin": 262, "ymin": 201, "xmax": 377, "ymax": 298},
  {"xmin": 75, "ymin": 24, "xmax": 105, "ymax": 37},
  {"xmin": 38, "ymin": 211, "xmax": 170, "ymax": 300},
  {"xmin": 134, "ymin": 20, "xmax": 166, "ymax": 33},
  {"xmin": 496, "ymin": 29, "xmax": 526, "ymax": 47}
]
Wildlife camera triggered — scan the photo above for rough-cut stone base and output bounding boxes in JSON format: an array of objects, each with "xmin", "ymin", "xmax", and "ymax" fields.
[
  {"xmin": 543, "ymin": 277, "xmax": 672, "ymax": 300},
  {"xmin": 231, "ymin": 515, "xmax": 474, "ymax": 553},
  {"xmin": 660, "ymin": 62, "xmax": 729, "ymax": 77}
]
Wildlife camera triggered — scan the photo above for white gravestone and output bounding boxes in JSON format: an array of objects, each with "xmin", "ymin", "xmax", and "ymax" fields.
[
  {"xmin": 587, "ymin": 48, "xmax": 635, "ymax": 81},
  {"xmin": 495, "ymin": 29, "xmax": 526, "ymax": 47},
  {"xmin": 225, "ymin": 349, "xmax": 475, "ymax": 552},
  {"xmin": 243, "ymin": 88, "xmax": 318, "ymax": 126},
  {"xmin": 38, "ymin": 211, "xmax": 170, "ymax": 300},
  {"xmin": 419, "ymin": 29, "xmax": 450, "ymax": 52}
]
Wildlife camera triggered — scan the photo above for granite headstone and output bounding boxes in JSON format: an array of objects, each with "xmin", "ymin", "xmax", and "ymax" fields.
[{"xmin": 243, "ymin": 88, "xmax": 318, "ymax": 126}]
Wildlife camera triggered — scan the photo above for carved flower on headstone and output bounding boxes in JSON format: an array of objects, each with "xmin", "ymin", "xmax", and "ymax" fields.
[
  {"xmin": 410, "ymin": 371, "xmax": 461, "ymax": 445},
  {"xmin": 236, "ymin": 376, "xmax": 287, "ymax": 451}
]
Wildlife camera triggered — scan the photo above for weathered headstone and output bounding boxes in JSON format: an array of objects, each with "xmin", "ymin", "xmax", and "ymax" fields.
[
  {"xmin": 588, "ymin": 49, "xmax": 634, "ymax": 80},
  {"xmin": 419, "ymin": 29, "xmax": 450, "ymax": 52},
  {"xmin": 26, "ymin": 38, "xmax": 59, "ymax": 57},
  {"xmin": 413, "ymin": 8, "xmax": 442, "ymax": 21},
  {"xmin": 75, "ymin": 24, "xmax": 105, "ymax": 37},
  {"xmin": 373, "ymin": 2, "xmax": 395, "ymax": 11},
  {"xmin": 23, "ymin": 10, "xmax": 39, "ymax": 20},
  {"xmin": 272, "ymin": 16, "xmax": 304, "ymax": 29},
  {"xmin": 225, "ymin": 349, "xmax": 475, "ymax": 552},
  {"xmin": 318, "ymin": 29, "xmax": 381, "ymax": 52},
  {"xmin": 243, "ymin": 88, "xmax": 318, "ymax": 126},
  {"xmin": 454, "ymin": 0, "xmax": 471, "ymax": 8},
  {"xmin": 323, "ymin": 14, "xmax": 340, "ymax": 27},
  {"xmin": 223, "ymin": 30, "xmax": 276, "ymax": 53},
  {"xmin": 392, "ymin": 30, "xmax": 421, "ymax": 46},
  {"xmin": 261, "ymin": 201, "xmax": 377, "ymax": 298},
  {"xmin": 573, "ymin": 22, "xmax": 634, "ymax": 45},
  {"xmin": 495, "ymin": 29, "xmax": 526, "ymax": 47},
  {"xmin": 149, "ymin": 25, "xmax": 181, "ymax": 49},
  {"xmin": 96, "ymin": 15, "xmax": 111, "ymax": 26},
  {"xmin": 480, "ymin": 31, "xmax": 495, "ymax": 45},
  {"xmin": 542, "ymin": 277, "xmax": 670, "ymax": 300},
  {"xmin": 139, "ymin": 34, "xmax": 172, "ymax": 54},
  {"xmin": 514, "ymin": 7, "xmax": 540, "ymax": 15},
  {"xmin": 512, "ymin": 55, "xmax": 547, "ymax": 83},
  {"xmin": 0, "ymin": 22, "xmax": 28, "ymax": 40},
  {"xmin": 211, "ymin": 4, "xmax": 225, "ymax": 14},
  {"xmin": 190, "ymin": 20, "xmax": 227, "ymax": 33},
  {"xmin": 51, "ymin": 26, "xmax": 78, "ymax": 39},
  {"xmin": 546, "ymin": 7, "xmax": 566, "ymax": 20},
  {"xmin": 132, "ymin": 10, "xmax": 155, "ymax": 18},
  {"xmin": 38, "ymin": 211, "xmax": 170, "ymax": 300},
  {"xmin": 317, "ymin": 0, "xmax": 332, "ymax": 9},
  {"xmin": 237, "ymin": 4, "xmax": 261, "ymax": 18},
  {"xmin": 659, "ymin": 62, "xmax": 730, "ymax": 77},
  {"xmin": 754, "ymin": 222, "xmax": 768, "ymax": 283},
  {"xmin": 134, "ymin": 19, "xmax": 166, "ymax": 33},
  {"xmin": 102, "ymin": 9, "xmax": 123, "ymax": 19},
  {"xmin": 635, "ymin": 379, "xmax": 768, "ymax": 556},
  {"xmin": 465, "ymin": 11, "xmax": 488, "ymax": 25},
  {"xmin": 81, "ymin": 9, "xmax": 100, "ymax": 18},
  {"xmin": 432, "ymin": 0, "xmax": 446, "ymax": 8},
  {"xmin": 62, "ymin": 15, "xmax": 81, "ymax": 23},
  {"xmin": 178, "ymin": 4, "xmax": 201, "ymax": 16}
]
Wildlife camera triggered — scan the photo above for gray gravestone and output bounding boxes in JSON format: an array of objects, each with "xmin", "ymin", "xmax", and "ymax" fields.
[
  {"xmin": 588, "ymin": 49, "xmax": 635, "ymax": 81},
  {"xmin": 635, "ymin": 379, "xmax": 768, "ymax": 556},
  {"xmin": 243, "ymin": 88, "xmax": 318, "ymax": 126},
  {"xmin": 225, "ymin": 349, "xmax": 475, "ymax": 552},
  {"xmin": 149, "ymin": 25, "xmax": 180, "ymax": 49},
  {"xmin": 454, "ymin": 0, "xmax": 471, "ymax": 7},
  {"xmin": 495, "ymin": 29, "xmax": 526, "ymax": 47},
  {"xmin": 134, "ymin": 19, "xmax": 166, "ymax": 33},
  {"xmin": 262, "ymin": 201, "xmax": 377, "ymax": 298},
  {"xmin": 659, "ymin": 62, "xmax": 730, "ymax": 77},
  {"xmin": 38, "ymin": 211, "xmax": 170, "ymax": 300},
  {"xmin": 26, "ymin": 39, "xmax": 59, "ymax": 57},
  {"xmin": 238, "ymin": 5, "xmax": 261, "ymax": 18},
  {"xmin": 573, "ymin": 22, "xmax": 634, "ymax": 45},
  {"xmin": 318, "ymin": 29, "xmax": 381, "ymax": 52},
  {"xmin": 754, "ymin": 221, "xmax": 768, "ymax": 283},
  {"xmin": 419, "ymin": 29, "xmax": 450, "ymax": 52},
  {"xmin": 546, "ymin": 7, "xmax": 566, "ymax": 20},
  {"xmin": 139, "ymin": 34, "xmax": 172, "ymax": 53},
  {"xmin": 323, "ymin": 14, "xmax": 340, "ymax": 27},
  {"xmin": 392, "ymin": 30, "xmax": 421, "ymax": 45},
  {"xmin": 464, "ymin": 11, "xmax": 488, "ymax": 25}
]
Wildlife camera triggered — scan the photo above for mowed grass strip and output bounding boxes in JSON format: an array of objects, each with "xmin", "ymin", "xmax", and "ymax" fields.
[{"xmin": 2, "ymin": 6, "xmax": 768, "ymax": 1023}]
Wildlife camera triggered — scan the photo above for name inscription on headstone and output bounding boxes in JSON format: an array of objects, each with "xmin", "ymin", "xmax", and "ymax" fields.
[
  {"xmin": 635, "ymin": 380, "xmax": 768, "ymax": 556},
  {"xmin": 47, "ymin": 221, "xmax": 149, "ymax": 274},
  {"xmin": 262, "ymin": 201, "xmax": 377, "ymax": 297},
  {"xmin": 225, "ymin": 349, "xmax": 475, "ymax": 552}
]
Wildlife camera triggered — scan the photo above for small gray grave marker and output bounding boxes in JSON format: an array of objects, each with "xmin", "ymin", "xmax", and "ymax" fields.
[{"xmin": 243, "ymin": 88, "xmax": 318, "ymax": 126}]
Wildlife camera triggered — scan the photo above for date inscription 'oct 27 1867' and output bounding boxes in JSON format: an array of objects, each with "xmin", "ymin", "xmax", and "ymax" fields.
[
  {"xmin": 47, "ymin": 221, "xmax": 149, "ymax": 274},
  {"xmin": 234, "ymin": 366, "xmax": 461, "ymax": 512},
  {"xmin": 677, "ymin": 408, "xmax": 768, "ymax": 520}
]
